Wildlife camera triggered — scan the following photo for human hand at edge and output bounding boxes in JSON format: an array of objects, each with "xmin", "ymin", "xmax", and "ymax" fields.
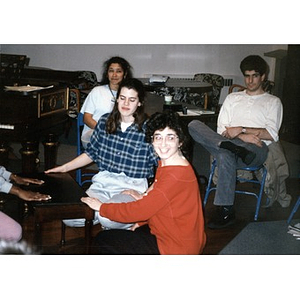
[
  {"xmin": 11, "ymin": 174, "xmax": 45, "ymax": 186},
  {"xmin": 130, "ymin": 223, "xmax": 140, "ymax": 231},
  {"xmin": 11, "ymin": 186, "xmax": 51, "ymax": 201},
  {"xmin": 223, "ymin": 126, "xmax": 243, "ymax": 139},
  {"xmin": 81, "ymin": 196, "xmax": 102, "ymax": 211},
  {"xmin": 44, "ymin": 165, "xmax": 67, "ymax": 174},
  {"xmin": 121, "ymin": 189, "xmax": 144, "ymax": 200},
  {"xmin": 238, "ymin": 133, "xmax": 263, "ymax": 147}
]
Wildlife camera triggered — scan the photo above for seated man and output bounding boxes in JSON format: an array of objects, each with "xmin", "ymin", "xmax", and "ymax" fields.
[{"xmin": 188, "ymin": 55, "xmax": 286, "ymax": 229}]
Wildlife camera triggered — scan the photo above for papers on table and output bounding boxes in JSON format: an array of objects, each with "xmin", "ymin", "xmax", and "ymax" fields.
[
  {"xmin": 178, "ymin": 109, "xmax": 215, "ymax": 116},
  {"xmin": 4, "ymin": 85, "xmax": 54, "ymax": 92},
  {"xmin": 287, "ymin": 223, "xmax": 300, "ymax": 240}
]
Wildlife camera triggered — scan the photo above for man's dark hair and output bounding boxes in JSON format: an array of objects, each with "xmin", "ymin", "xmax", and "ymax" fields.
[{"xmin": 240, "ymin": 55, "xmax": 269, "ymax": 76}]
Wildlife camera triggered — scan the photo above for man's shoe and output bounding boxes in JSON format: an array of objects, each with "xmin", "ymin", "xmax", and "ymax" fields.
[
  {"xmin": 207, "ymin": 206, "xmax": 236, "ymax": 229},
  {"xmin": 219, "ymin": 141, "xmax": 256, "ymax": 165}
]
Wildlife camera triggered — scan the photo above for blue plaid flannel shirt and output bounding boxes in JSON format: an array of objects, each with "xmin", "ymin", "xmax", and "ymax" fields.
[{"xmin": 85, "ymin": 114, "xmax": 157, "ymax": 179}]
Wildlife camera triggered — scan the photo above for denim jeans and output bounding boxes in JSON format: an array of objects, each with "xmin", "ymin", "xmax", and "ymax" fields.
[{"xmin": 188, "ymin": 120, "xmax": 268, "ymax": 206}]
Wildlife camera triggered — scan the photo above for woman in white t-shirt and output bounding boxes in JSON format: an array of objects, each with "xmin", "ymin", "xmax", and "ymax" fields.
[{"xmin": 80, "ymin": 56, "xmax": 133, "ymax": 148}]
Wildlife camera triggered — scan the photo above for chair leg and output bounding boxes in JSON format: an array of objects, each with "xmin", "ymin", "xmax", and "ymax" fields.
[
  {"xmin": 61, "ymin": 221, "xmax": 66, "ymax": 246},
  {"xmin": 76, "ymin": 169, "xmax": 82, "ymax": 186},
  {"xmin": 204, "ymin": 159, "xmax": 268, "ymax": 221},
  {"xmin": 254, "ymin": 167, "xmax": 267, "ymax": 221},
  {"xmin": 287, "ymin": 196, "xmax": 300, "ymax": 224},
  {"xmin": 203, "ymin": 160, "xmax": 217, "ymax": 206}
]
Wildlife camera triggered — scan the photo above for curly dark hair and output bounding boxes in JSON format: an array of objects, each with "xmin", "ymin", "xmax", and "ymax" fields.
[
  {"xmin": 146, "ymin": 110, "xmax": 188, "ymax": 154},
  {"xmin": 99, "ymin": 56, "xmax": 133, "ymax": 85},
  {"xmin": 240, "ymin": 55, "xmax": 269, "ymax": 76},
  {"xmin": 106, "ymin": 78, "xmax": 147, "ymax": 134}
]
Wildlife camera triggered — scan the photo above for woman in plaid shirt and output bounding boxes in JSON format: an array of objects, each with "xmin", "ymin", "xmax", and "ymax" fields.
[{"xmin": 46, "ymin": 79, "xmax": 158, "ymax": 229}]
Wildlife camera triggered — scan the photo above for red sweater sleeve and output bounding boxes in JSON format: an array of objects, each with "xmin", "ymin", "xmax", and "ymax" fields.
[{"xmin": 100, "ymin": 173, "xmax": 172, "ymax": 224}]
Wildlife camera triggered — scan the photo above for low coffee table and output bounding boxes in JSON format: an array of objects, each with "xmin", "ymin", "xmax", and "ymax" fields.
[{"xmin": 28, "ymin": 172, "xmax": 94, "ymax": 253}]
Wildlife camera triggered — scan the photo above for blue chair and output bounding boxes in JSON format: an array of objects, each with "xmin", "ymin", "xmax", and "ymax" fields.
[
  {"xmin": 287, "ymin": 195, "xmax": 300, "ymax": 224},
  {"xmin": 75, "ymin": 112, "xmax": 96, "ymax": 186},
  {"xmin": 203, "ymin": 159, "xmax": 268, "ymax": 221}
]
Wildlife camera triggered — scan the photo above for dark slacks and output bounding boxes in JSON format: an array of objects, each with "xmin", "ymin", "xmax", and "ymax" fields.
[{"xmin": 91, "ymin": 225, "xmax": 160, "ymax": 255}]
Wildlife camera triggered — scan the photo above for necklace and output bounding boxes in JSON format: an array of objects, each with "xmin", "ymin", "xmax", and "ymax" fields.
[{"xmin": 108, "ymin": 85, "xmax": 117, "ymax": 102}]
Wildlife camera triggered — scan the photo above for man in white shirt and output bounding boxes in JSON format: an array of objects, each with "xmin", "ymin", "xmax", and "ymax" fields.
[{"xmin": 188, "ymin": 55, "xmax": 283, "ymax": 229}]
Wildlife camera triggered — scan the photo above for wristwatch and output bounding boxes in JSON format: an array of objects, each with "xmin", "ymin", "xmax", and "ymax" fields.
[{"xmin": 241, "ymin": 127, "xmax": 247, "ymax": 134}]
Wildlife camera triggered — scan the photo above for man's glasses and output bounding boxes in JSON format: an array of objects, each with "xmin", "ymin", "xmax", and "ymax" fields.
[{"xmin": 152, "ymin": 134, "xmax": 178, "ymax": 144}]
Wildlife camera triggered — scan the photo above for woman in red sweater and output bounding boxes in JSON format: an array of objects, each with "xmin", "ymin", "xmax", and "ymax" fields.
[{"xmin": 81, "ymin": 110, "xmax": 206, "ymax": 254}]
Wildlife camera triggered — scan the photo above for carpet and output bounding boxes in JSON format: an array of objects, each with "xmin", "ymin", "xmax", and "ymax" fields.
[{"xmin": 219, "ymin": 219, "xmax": 300, "ymax": 255}]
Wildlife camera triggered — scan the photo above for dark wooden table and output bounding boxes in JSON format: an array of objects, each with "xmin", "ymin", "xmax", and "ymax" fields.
[
  {"xmin": 141, "ymin": 78, "xmax": 213, "ymax": 109},
  {"xmin": 28, "ymin": 172, "xmax": 93, "ymax": 253},
  {"xmin": 145, "ymin": 91, "xmax": 216, "ymax": 118}
]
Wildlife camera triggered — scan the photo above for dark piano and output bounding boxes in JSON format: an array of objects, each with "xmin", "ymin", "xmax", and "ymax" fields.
[{"xmin": 0, "ymin": 53, "xmax": 97, "ymax": 173}]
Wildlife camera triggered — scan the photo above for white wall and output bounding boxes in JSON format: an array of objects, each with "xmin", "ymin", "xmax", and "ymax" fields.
[{"xmin": 1, "ymin": 44, "xmax": 287, "ymax": 102}]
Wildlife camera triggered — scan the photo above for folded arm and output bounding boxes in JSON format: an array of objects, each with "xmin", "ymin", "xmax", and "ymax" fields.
[{"xmin": 222, "ymin": 126, "xmax": 273, "ymax": 147}]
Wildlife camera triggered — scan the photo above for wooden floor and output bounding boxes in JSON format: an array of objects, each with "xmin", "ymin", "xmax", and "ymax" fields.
[{"xmin": 15, "ymin": 176, "xmax": 299, "ymax": 255}]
